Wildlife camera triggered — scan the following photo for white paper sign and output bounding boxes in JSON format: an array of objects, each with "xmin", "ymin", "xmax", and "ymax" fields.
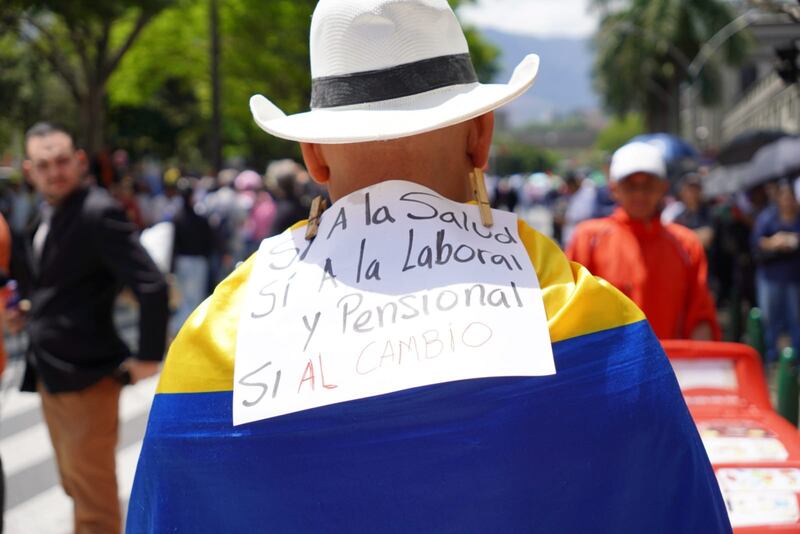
[{"xmin": 233, "ymin": 180, "xmax": 554, "ymax": 425}]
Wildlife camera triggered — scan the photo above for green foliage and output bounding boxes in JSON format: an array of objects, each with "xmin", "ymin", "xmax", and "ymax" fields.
[
  {"xmin": 490, "ymin": 138, "xmax": 559, "ymax": 176},
  {"xmin": 0, "ymin": 32, "xmax": 78, "ymax": 154},
  {"xmin": 108, "ymin": 0, "xmax": 314, "ymax": 169},
  {"xmin": 594, "ymin": 113, "xmax": 645, "ymax": 152},
  {"xmin": 108, "ymin": 0, "xmax": 499, "ymax": 169},
  {"xmin": 3, "ymin": 0, "xmax": 500, "ymax": 168},
  {"xmin": 593, "ymin": 0, "xmax": 751, "ymax": 132},
  {"xmin": 0, "ymin": 0, "xmax": 174, "ymax": 155},
  {"xmin": 519, "ymin": 113, "xmax": 593, "ymax": 135}
]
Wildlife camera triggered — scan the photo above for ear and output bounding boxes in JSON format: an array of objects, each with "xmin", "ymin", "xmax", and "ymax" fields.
[
  {"xmin": 300, "ymin": 143, "xmax": 330, "ymax": 184},
  {"xmin": 466, "ymin": 112, "xmax": 494, "ymax": 170}
]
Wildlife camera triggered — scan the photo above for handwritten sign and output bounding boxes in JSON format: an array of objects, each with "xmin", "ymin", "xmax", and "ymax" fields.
[{"xmin": 233, "ymin": 180, "xmax": 554, "ymax": 425}]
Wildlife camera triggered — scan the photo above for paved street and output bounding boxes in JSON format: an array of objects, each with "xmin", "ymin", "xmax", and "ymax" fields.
[
  {"xmin": 0, "ymin": 309, "xmax": 156, "ymax": 533},
  {"xmin": 1, "ymin": 359, "xmax": 157, "ymax": 533}
]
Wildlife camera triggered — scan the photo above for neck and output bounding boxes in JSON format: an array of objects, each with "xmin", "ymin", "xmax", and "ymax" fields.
[
  {"xmin": 319, "ymin": 123, "xmax": 477, "ymax": 204},
  {"xmin": 617, "ymin": 208, "xmax": 659, "ymax": 223},
  {"xmin": 44, "ymin": 196, "xmax": 63, "ymax": 207},
  {"xmin": 327, "ymin": 170, "xmax": 473, "ymax": 204}
]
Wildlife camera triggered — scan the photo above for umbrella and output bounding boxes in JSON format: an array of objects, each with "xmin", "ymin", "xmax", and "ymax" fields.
[
  {"xmin": 741, "ymin": 136, "xmax": 800, "ymax": 190},
  {"xmin": 630, "ymin": 133, "xmax": 699, "ymax": 163},
  {"xmin": 704, "ymin": 163, "xmax": 751, "ymax": 197},
  {"xmin": 716, "ymin": 130, "xmax": 789, "ymax": 166}
]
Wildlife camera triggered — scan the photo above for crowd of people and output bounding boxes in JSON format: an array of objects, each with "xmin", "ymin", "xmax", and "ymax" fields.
[
  {"xmin": 0, "ymin": 151, "xmax": 327, "ymax": 337},
  {"xmin": 2, "ymin": 130, "xmax": 796, "ymax": 356},
  {"xmin": 3, "ymin": 120, "xmax": 794, "ymax": 533},
  {"xmin": 490, "ymin": 151, "xmax": 800, "ymax": 363},
  {"xmin": 0, "ymin": 1, "xmax": 796, "ymax": 532}
]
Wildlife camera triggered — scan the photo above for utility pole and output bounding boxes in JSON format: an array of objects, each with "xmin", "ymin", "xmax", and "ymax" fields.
[{"xmin": 210, "ymin": 0, "xmax": 222, "ymax": 174}]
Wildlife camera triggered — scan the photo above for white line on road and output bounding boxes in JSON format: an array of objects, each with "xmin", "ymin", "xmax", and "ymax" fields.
[{"xmin": 0, "ymin": 375, "xmax": 158, "ymax": 479}]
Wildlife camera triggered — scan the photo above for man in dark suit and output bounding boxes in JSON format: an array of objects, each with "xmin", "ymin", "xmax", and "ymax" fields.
[{"xmin": 11, "ymin": 123, "xmax": 168, "ymax": 534}]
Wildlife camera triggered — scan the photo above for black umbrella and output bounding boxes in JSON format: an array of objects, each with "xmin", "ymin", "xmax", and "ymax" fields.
[
  {"xmin": 717, "ymin": 130, "xmax": 789, "ymax": 165},
  {"xmin": 741, "ymin": 136, "xmax": 800, "ymax": 190}
]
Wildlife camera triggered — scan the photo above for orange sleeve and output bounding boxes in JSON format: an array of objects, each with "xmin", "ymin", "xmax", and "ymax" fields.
[
  {"xmin": 565, "ymin": 223, "xmax": 592, "ymax": 271},
  {"xmin": 0, "ymin": 213, "xmax": 10, "ymax": 273},
  {"xmin": 680, "ymin": 232, "xmax": 721, "ymax": 340}
]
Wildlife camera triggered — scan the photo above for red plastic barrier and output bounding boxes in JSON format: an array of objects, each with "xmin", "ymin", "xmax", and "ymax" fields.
[
  {"xmin": 661, "ymin": 340, "xmax": 800, "ymax": 533},
  {"xmin": 662, "ymin": 340, "xmax": 772, "ymax": 411},
  {"xmin": 714, "ymin": 462, "xmax": 800, "ymax": 533}
]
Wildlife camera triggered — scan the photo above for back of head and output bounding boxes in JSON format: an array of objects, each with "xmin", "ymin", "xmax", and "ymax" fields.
[{"xmin": 248, "ymin": 0, "xmax": 540, "ymax": 202}]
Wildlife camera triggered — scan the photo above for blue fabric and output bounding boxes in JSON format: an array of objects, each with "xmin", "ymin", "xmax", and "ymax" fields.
[
  {"xmin": 127, "ymin": 321, "xmax": 731, "ymax": 533},
  {"xmin": 752, "ymin": 205, "xmax": 800, "ymax": 283},
  {"xmin": 757, "ymin": 272, "xmax": 800, "ymax": 363}
]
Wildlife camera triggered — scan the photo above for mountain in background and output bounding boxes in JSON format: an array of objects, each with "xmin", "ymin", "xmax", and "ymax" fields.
[{"xmin": 480, "ymin": 29, "xmax": 600, "ymax": 126}]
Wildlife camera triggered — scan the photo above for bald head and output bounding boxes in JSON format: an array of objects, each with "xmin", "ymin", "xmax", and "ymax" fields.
[{"xmin": 300, "ymin": 112, "xmax": 494, "ymax": 202}]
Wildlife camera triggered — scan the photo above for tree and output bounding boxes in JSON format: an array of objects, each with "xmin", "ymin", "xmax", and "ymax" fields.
[
  {"xmin": 1, "ymin": 0, "xmax": 498, "ymax": 167},
  {"xmin": 491, "ymin": 133, "xmax": 559, "ymax": 176},
  {"xmin": 0, "ymin": 0, "xmax": 173, "ymax": 156},
  {"xmin": 592, "ymin": 0, "xmax": 750, "ymax": 133},
  {"xmin": 595, "ymin": 113, "xmax": 645, "ymax": 152},
  {"xmin": 0, "ymin": 32, "xmax": 78, "ymax": 154},
  {"xmin": 107, "ymin": 0, "xmax": 499, "ymax": 170}
]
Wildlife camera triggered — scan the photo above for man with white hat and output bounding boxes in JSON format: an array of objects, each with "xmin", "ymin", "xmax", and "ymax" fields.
[
  {"xmin": 568, "ymin": 142, "xmax": 720, "ymax": 341},
  {"xmin": 128, "ymin": 2, "xmax": 729, "ymax": 532}
]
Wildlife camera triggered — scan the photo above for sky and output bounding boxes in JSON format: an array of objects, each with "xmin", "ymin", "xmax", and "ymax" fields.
[{"xmin": 458, "ymin": 0, "xmax": 600, "ymax": 38}]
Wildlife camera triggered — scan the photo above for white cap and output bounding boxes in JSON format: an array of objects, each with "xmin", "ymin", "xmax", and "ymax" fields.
[{"xmin": 609, "ymin": 142, "xmax": 667, "ymax": 183}]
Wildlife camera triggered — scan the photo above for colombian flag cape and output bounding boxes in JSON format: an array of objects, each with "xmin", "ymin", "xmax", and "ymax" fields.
[{"xmin": 128, "ymin": 220, "xmax": 731, "ymax": 533}]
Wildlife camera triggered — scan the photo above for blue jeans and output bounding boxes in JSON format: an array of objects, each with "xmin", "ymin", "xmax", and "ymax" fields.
[
  {"xmin": 757, "ymin": 272, "xmax": 800, "ymax": 363},
  {"xmin": 172, "ymin": 255, "xmax": 210, "ymax": 337}
]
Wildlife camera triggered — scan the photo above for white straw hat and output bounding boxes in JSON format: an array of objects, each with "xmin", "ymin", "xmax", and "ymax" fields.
[
  {"xmin": 249, "ymin": 0, "xmax": 540, "ymax": 144},
  {"xmin": 609, "ymin": 142, "xmax": 667, "ymax": 183}
]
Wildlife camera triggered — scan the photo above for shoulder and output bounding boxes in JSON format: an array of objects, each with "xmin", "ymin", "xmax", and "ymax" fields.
[
  {"xmin": 754, "ymin": 206, "xmax": 777, "ymax": 232},
  {"xmin": 82, "ymin": 186, "xmax": 125, "ymax": 221},
  {"xmin": 567, "ymin": 217, "xmax": 617, "ymax": 252},
  {"xmin": 663, "ymin": 222, "xmax": 704, "ymax": 257},
  {"xmin": 158, "ymin": 253, "xmax": 256, "ymax": 394},
  {"xmin": 518, "ymin": 220, "xmax": 645, "ymax": 344},
  {"xmin": 158, "ymin": 218, "xmax": 646, "ymax": 395},
  {"xmin": 159, "ymin": 219, "xmax": 308, "ymax": 395},
  {"xmin": 571, "ymin": 216, "xmax": 616, "ymax": 238}
]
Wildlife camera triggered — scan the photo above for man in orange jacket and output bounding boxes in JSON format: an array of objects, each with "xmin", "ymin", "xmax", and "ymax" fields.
[{"xmin": 567, "ymin": 142, "xmax": 720, "ymax": 340}]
